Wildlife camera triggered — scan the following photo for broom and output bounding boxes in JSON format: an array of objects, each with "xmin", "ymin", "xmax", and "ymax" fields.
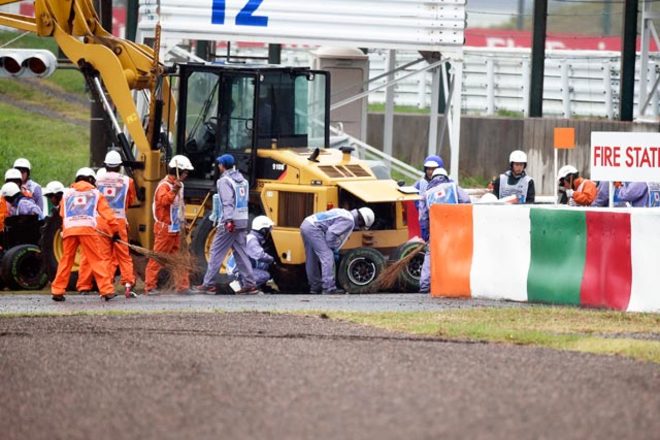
[
  {"xmin": 96, "ymin": 230, "xmax": 199, "ymax": 281},
  {"xmin": 371, "ymin": 242, "xmax": 426, "ymax": 292}
]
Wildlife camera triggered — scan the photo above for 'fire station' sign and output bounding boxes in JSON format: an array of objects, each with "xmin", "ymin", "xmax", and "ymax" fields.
[{"xmin": 590, "ymin": 132, "xmax": 660, "ymax": 182}]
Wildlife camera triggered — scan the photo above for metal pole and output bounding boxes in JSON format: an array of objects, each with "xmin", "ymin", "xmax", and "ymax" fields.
[
  {"xmin": 603, "ymin": 0, "xmax": 612, "ymax": 35},
  {"xmin": 449, "ymin": 60, "xmax": 463, "ymax": 183},
  {"xmin": 126, "ymin": 0, "xmax": 139, "ymax": 41},
  {"xmin": 428, "ymin": 65, "xmax": 441, "ymax": 157},
  {"xmin": 195, "ymin": 41, "xmax": 210, "ymax": 61},
  {"xmin": 554, "ymin": 148, "xmax": 558, "ymax": 206},
  {"xmin": 529, "ymin": 0, "xmax": 548, "ymax": 118},
  {"xmin": 639, "ymin": 0, "xmax": 651, "ymax": 116},
  {"xmin": 383, "ymin": 50, "xmax": 396, "ymax": 159},
  {"xmin": 619, "ymin": 0, "xmax": 639, "ymax": 121},
  {"xmin": 90, "ymin": 0, "xmax": 114, "ymax": 167},
  {"xmin": 517, "ymin": 0, "xmax": 525, "ymax": 30},
  {"xmin": 268, "ymin": 44, "xmax": 281, "ymax": 64}
]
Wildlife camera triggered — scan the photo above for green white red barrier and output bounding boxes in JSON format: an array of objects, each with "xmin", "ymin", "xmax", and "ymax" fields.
[{"xmin": 429, "ymin": 205, "xmax": 660, "ymax": 312}]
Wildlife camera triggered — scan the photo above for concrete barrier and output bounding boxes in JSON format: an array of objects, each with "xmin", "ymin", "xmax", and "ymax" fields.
[{"xmin": 429, "ymin": 205, "xmax": 660, "ymax": 312}]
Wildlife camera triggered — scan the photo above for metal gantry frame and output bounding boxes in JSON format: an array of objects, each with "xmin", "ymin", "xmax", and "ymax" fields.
[
  {"xmin": 329, "ymin": 52, "xmax": 464, "ymax": 182},
  {"xmin": 639, "ymin": 0, "xmax": 660, "ymax": 119}
]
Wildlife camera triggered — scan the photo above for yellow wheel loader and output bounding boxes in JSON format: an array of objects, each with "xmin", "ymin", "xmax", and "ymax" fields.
[{"xmin": 0, "ymin": 0, "xmax": 422, "ymax": 293}]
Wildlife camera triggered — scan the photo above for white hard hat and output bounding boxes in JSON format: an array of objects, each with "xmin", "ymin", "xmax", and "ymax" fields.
[
  {"xmin": 4, "ymin": 168, "xmax": 22, "ymax": 181},
  {"xmin": 43, "ymin": 180, "xmax": 65, "ymax": 196},
  {"xmin": 358, "ymin": 207, "xmax": 375, "ymax": 229},
  {"xmin": 76, "ymin": 167, "xmax": 97, "ymax": 180},
  {"xmin": 168, "ymin": 155, "xmax": 194, "ymax": 171},
  {"xmin": 96, "ymin": 168, "xmax": 107, "ymax": 179},
  {"xmin": 431, "ymin": 167, "xmax": 449, "ymax": 178},
  {"xmin": 1, "ymin": 182, "xmax": 21, "ymax": 198},
  {"xmin": 557, "ymin": 165, "xmax": 578, "ymax": 181},
  {"xmin": 252, "ymin": 215, "xmax": 275, "ymax": 231},
  {"xmin": 104, "ymin": 150, "xmax": 123, "ymax": 166},
  {"xmin": 13, "ymin": 158, "xmax": 31, "ymax": 170},
  {"xmin": 509, "ymin": 150, "xmax": 527, "ymax": 163}
]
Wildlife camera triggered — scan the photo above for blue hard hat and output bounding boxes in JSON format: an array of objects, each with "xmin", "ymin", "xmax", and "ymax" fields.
[
  {"xmin": 423, "ymin": 155, "xmax": 444, "ymax": 169},
  {"xmin": 216, "ymin": 154, "xmax": 235, "ymax": 168}
]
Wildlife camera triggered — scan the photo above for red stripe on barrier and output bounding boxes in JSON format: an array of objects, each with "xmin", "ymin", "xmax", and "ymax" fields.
[
  {"xmin": 580, "ymin": 211, "xmax": 633, "ymax": 310},
  {"xmin": 405, "ymin": 201, "xmax": 421, "ymax": 239}
]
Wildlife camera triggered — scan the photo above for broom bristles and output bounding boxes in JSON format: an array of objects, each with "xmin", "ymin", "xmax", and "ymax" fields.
[
  {"xmin": 98, "ymin": 229, "xmax": 200, "ymax": 291},
  {"xmin": 372, "ymin": 243, "xmax": 426, "ymax": 292}
]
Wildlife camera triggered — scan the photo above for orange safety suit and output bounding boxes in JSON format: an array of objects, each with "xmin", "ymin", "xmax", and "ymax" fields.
[
  {"xmin": 570, "ymin": 177, "xmax": 598, "ymax": 206},
  {"xmin": 77, "ymin": 175, "xmax": 137, "ymax": 290},
  {"xmin": 51, "ymin": 181, "xmax": 120, "ymax": 298},
  {"xmin": 0, "ymin": 196, "xmax": 8, "ymax": 232},
  {"xmin": 144, "ymin": 175, "xmax": 189, "ymax": 292}
]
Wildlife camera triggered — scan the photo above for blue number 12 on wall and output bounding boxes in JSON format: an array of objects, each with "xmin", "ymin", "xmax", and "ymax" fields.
[{"xmin": 212, "ymin": 0, "xmax": 269, "ymax": 27}]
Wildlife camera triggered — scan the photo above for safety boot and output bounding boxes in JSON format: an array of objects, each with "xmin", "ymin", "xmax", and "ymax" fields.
[
  {"xmin": 235, "ymin": 285, "xmax": 260, "ymax": 295},
  {"xmin": 51, "ymin": 295, "xmax": 66, "ymax": 302}
]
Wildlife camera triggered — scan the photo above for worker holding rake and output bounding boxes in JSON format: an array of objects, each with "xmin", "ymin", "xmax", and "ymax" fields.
[{"xmin": 144, "ymin": 155, "xmax": 194, "ymax": 295}]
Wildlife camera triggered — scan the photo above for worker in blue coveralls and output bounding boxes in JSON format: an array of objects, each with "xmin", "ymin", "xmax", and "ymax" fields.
[
  {"xmin": 414, "ymin": 155, "xmax": 444, "ymax": 240},
  {"xmin": 301, "ymin": 207, "xmax": 375, "ymax": 295},
  {"xmin": 617, "ymin": 182, "xmax": 660, "ymax": 207},
  {"xmin": 418, "ymin": 167, "xmax": 470, "ymax": 293},
  {"xmin": 591, "ymin": 181, "xmax": 612, "ymax": 207},
  {"xmin": 194, "ymin": 154, "xmax": 259, "ymax": 295}
]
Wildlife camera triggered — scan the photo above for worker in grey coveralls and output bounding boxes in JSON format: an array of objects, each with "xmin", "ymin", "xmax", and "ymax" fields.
[
  {"xmin": 232, "ymin": 215, "xmax": 275, "ymax": 289},
  {"xmin": 194, "ymin": 154, "xmax": 258, "ymax": 295},
  {"xmin": 418, "ymin": 167, "xmax": 471, "ymax": 293},
  {"xmin": 300, "ymin": 207, "xmax": 375, "ymax": 295}
]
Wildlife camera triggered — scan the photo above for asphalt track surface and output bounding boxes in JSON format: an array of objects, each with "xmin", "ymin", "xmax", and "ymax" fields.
[
  {"xmin": 1, "ymin": 312, "xmax": 659, "ymax": 439},
  {"xmin": 0, "ymin": 293, "xmax": 525, "ymax": 315}
]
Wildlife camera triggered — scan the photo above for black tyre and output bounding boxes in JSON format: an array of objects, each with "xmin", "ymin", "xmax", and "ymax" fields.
[
  {"xmin": 391, "ymin": 241, "xmax": 427, "ymax": 293},
  {"xmin": 1, "ymin": 244, "xmax": 48, "ymax": 290},
  {"xmin": 40, "ymin": 214, "xmax": 79, "ymax": 291},
  {"xmin": 337, "ymin": 247, "xmax": 386, "ymax": 294}
]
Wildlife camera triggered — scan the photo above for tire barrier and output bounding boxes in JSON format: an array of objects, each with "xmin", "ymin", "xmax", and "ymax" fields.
[{"xmin": 429, "ymin": 205, "xmax": 660, "ymax": 312}]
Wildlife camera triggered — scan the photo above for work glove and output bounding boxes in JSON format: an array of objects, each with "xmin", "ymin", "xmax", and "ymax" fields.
[
  {"xmin": 172, "ymin": 181, "xmax": 183, "ymax": 192},
  {"xmin": 224, "ymin": 220, "xmax": 235, "ymax": 233},
  {"xmin": 421, "ymin": 226, "xmax": 430, "ymax": 242},
  {"xmin": 333, "ymin": 250, "xmax": 340, "ymax": 263},
  {"xmin": 566, "ymin": 189, "xmax": 574, "ymax": 198},
  {"xmin": 111, "ymin": 232, "xmax": 121, "ymax": 243}
]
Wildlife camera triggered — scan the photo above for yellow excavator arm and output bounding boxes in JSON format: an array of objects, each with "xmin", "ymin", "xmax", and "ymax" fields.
[{"xmin": 0, "ymin": 0, "xmax": 176, "ymax": 247}]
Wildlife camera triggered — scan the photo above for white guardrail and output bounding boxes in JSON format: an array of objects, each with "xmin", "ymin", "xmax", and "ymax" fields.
[{"xmin": 224, "ymin": 45, "xmax": 660, "ymax": 119}]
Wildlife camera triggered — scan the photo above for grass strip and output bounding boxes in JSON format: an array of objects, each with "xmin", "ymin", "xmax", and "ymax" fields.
[
  {"xmin": 0, "ymin": 101, "xmax": 89, "ymax": 184},
  {"xmin": 325, "ymin": 306, "xmax": 660, "ymax": 363}
]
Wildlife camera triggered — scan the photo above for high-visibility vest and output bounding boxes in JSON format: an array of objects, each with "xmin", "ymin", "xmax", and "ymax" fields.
[{"xmin": 62, "ymin": 188, "xmax": 100, "ymax": 229}]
